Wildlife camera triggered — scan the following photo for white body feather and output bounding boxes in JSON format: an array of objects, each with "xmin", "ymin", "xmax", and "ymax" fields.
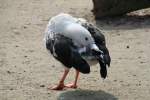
[
  {"xmin": 44, "ymin": 13, "xmax": 101, "ymax": 65},
  {"xmin": 45, "ymin": 13, "xmax": 95, "ymax": 48}
]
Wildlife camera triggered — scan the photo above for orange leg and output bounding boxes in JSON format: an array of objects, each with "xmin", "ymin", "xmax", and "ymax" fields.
[
  {"xmin": 48, "ymin": 69, "xmax": 69, "ymax": 90},
  {"xmin": 65, "ymin": 70, "xmax": 79, "ymax": 89}
]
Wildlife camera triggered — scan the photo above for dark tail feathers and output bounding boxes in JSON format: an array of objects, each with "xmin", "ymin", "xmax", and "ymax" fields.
[
  {"xmin": 104, "ymin": 54, "xmax": 111, "ymax": 67},
  {"xmin": 92, "ymin": 50, "xmax": 110, "ymax": 78},
  {"xmin": 99, "ymin": 60, "xmax": 107, "ymax": 79},
  {"xmin": 99, "ymin": 52, "xmax": 110, "ymax": 79}
]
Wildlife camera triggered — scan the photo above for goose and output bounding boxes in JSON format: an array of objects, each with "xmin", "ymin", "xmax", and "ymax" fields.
[{"xmin": 44, "ymin": 13, "xmax": 111, "ymax": 90}]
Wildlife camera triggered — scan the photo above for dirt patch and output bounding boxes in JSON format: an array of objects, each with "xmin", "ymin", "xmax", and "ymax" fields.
[{"xmin": 0, "ymin": 0, "xmax": 150, "ymax": 100}]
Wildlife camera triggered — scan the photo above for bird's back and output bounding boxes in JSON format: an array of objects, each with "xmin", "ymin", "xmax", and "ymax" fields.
[
  {"xmin": 45, "ymin": 13, "xmax": 94, "ymax": 47},
  {"xmin": 44, "ymin": 13, "xmax": 111, "ymax": 78}
]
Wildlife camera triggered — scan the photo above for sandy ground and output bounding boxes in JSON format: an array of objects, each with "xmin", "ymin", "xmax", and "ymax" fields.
[{"xmin": 0, "ymin": 0, "xmax": 150, "ymax": 100}]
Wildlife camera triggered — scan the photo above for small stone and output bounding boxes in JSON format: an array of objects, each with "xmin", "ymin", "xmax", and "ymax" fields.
[
  {"xmin": 24, "ymin": 56, "xmax": 28, "ymax": 58},
  {"xmin": 13, "ymin": 30, "xmax": 20, "ymax": 35},
  {"xmin": 120, "ymin": 80, "xmax": 123, "ymax": 83},
  {"xmin": 52, "ymin": 65, "xmax": 55, "ymax": 68},
  {"xmin": 10, "ymin": 88, "xmax": 14, "ymax": 90},
  {"xmin": 140, "ymin": 61, "xmax": 145, "ymax": 64},
  {"xmin": 113, "ymin": 80, "xmax": 117, "ymax": 82},
  {"xmin": 15, "ymin": 45, "xmax": 19, "ymax": 47},
  {"xmin": 23, "ymin": 26, "xmax": 27, "ymax": 29},
  {"xmin": 136, "ymin": 83, "xmax": 141, "ymax": 86},
  {"xmin": 133, "ymin": 74, "xmax": 136, "ymax": 76},
  {"xmin": 40, "ymin": 85, "xmax": 45, "ymax": 87},
  {"xmin": 7, "ymin": 71, "xmax": 11, "ymax": 74},
  {"xmin": 126, "ymin": 45, "xmax": 130, "ymax": 48}
]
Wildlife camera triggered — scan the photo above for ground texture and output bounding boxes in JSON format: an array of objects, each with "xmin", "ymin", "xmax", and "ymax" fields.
[{"xmin": 0, "ymin": 0, "xmax": 150, "ymax": 100}]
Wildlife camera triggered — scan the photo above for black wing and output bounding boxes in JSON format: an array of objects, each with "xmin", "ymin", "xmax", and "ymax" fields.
[
  {"xmin": 46, "ymin": 35, "xmax": 90, "ymax": 74},
  {"xmin": 81, "ymin": 23, "xmax": 111, "ymax": 78},
  {"xmin": 82, "ymin": 23, "xmax": 111, "ymax": 66},
  {"xmin": 92, "ymin": 33, "xmax": 110, "ymax": 79}
]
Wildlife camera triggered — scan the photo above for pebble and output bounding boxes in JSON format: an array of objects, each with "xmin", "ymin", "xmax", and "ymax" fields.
[
  {"xmin": 52, "ymin": 65, "xmax": 55, "ymax": 68},
  {"xmin": 10, "ymin": 88, "xmax": 14, "ymax": 90},
  {"xmin": 126, "ymin": 45, "xmax": 130, "ymax": 48},
  {"xmin": 40, "ymin": 85, "xmax": 45, "ymax": 87},
  {"xmin": 7, "ymin": 71, "xmax": 11, "ymax": 74},
  {"xmin": 15, "ymin": 45, "xmax": 19, "ymax": 47},
  {"xmin": 24, "ymin": 56, "xmax": 28, "ymax": 58},
  {"xmin": 23, "ymin": 25, "xmax": 27, "ymax": 29},
  {"xmin": 140, "ymin": 61, "xmax": 145, "ymax": 64}
]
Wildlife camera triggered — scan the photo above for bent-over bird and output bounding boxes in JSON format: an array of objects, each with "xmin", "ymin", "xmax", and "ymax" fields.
[{"xmin": 44, "ymin": 13, "xmax": 111, "ymax": 90}]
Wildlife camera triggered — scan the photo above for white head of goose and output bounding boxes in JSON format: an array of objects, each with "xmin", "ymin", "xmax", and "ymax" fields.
[{"xmin": 44, "ymin": 13, "xmax": 111, "ymax": 90}]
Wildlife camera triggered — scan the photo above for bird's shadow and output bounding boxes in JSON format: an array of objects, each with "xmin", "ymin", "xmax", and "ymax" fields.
[
  {"xmin": 57, "ymin": 89, "xmax": 118, "ymax": 100},
  {"xmin": 95, "ymin": 15, "xmax": 150, "ymax": 30}
]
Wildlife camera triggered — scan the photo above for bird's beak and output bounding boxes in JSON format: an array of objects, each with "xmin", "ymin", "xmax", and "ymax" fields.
[
  {"xmin": 90, "ymin": 44, "xmax": 107, "ymax": 79},
  {"xmin": 90, "ymin": 44, "xmax": 103, "ymax": 54},
  {"xmin": 90, "ymin": 44, "xmax": 104, "ymax": 62}
]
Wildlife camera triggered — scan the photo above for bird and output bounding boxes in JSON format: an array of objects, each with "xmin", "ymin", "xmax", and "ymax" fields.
[{"xmin": 44, "ymin": 13, "xmax": 111, "ymax": 90}]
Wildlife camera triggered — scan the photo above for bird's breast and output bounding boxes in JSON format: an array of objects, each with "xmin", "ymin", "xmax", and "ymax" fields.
[
  {"xmin": 78, "ymin": 47, "xmax": 98, "ymax": 65},
  {"xmin": 85, "ymin": 57, "xmax": 98, "ymax": 66}
]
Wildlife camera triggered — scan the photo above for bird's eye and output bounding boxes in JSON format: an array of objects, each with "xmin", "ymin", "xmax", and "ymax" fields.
[{"xmin": 85, "ymin": 37, "xmax": 88, "ymax": 41}]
